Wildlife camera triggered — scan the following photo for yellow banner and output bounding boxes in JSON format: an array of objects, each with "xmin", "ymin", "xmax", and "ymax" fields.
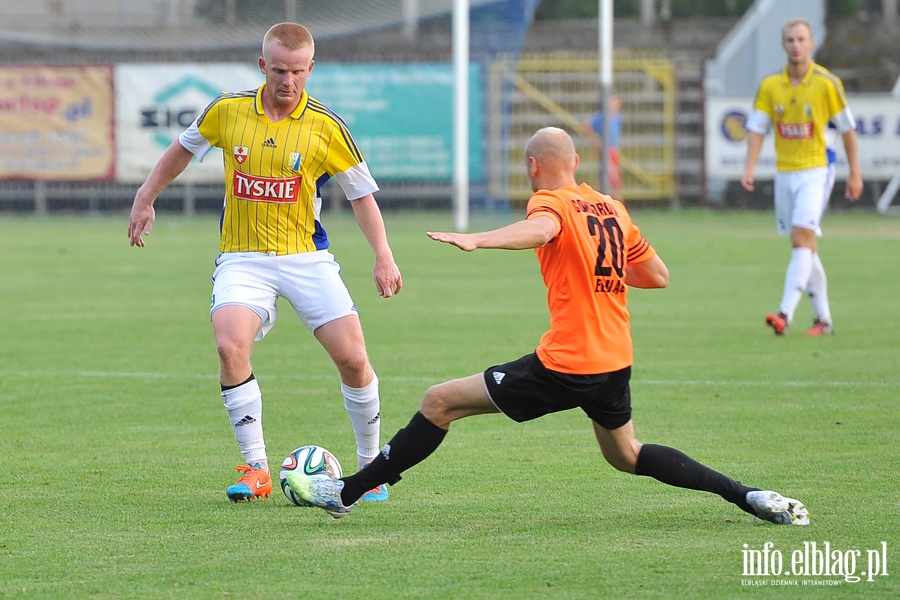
[{"xmin": 0, "ymin": 66, "xmax": 114, "ymax": 180}]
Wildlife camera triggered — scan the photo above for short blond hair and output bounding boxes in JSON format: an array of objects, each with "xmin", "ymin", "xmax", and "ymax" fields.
[
  {"xmin": 262, "ymin": 22, "xmax": 315, "ymax": 60},
  {"xmin": 781, "ymin": 18, "xmax": 812, "ymax": 40}
]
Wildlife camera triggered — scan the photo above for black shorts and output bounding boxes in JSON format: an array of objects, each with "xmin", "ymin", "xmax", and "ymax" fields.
[{"xmin": 483, "ymin": 352, "xmax": 632, "ymax": 430}]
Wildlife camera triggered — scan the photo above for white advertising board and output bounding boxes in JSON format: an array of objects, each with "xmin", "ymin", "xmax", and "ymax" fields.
[
  {"xmin": 706, "ymin": 95, "xmax": 900, "ymax": 180},
  {"xmin": 115, "ymin": 64, "xmax": 262, "ymax": 183}
]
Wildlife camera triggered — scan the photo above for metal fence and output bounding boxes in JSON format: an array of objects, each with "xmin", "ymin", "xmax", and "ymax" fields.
[{"xmin": 488, "ymin": 53, "xmax": 676, "ymax": 205}]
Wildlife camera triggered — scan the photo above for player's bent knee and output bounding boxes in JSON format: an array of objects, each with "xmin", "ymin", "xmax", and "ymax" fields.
[{"xmin": 419, "ymin": 385, "xmax": 454, "ymax": 426}]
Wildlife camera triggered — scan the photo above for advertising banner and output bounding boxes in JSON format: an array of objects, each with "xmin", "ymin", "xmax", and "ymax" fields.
[
  {"xmin": 706, "ymin": 95, "xmax": 900, "ymax": 180},
  {"xmin": 0, "ymin": 66, "xmax": 114, "ymax": 180},
  {"xmin": 116, "ymin": 64, "xmax": 263, "ymax": 183},
  {"xmin": 116, "ymin": 62, "xmax": 483, "ymax": 184},
  {"xmin": 310, "ymin": 63, "xmax": 483, "ymax": 181}
]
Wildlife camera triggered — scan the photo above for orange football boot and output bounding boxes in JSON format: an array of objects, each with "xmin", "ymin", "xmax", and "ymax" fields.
[{"xmin": 226, "ymin": 464, "xmax": 272, "ymax": 502}]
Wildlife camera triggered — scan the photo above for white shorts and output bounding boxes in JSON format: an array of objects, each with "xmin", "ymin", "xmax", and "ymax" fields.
[
  {"xmin": 773, "ymin": 166, "xmax": 834, "ymax": 236},
  {"xmin": 210, "ymin": 251, "xmax": 357, "ymax": 341}
]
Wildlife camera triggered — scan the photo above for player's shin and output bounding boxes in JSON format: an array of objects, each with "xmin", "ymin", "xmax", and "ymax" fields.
[
  {"xmin": 635, "ymin": 444, "xmax": 758, "ymax": 515},
  {"xmin": 341, "ymin": 374, "xmax": 382, "ymax": 469},
  {"xmin": 340, "ymin": 411, "xmax": 448, "ymax": 505},
  {"xmin": 222, "ymin": 375, "xmax": 267, "ymax": 471}
]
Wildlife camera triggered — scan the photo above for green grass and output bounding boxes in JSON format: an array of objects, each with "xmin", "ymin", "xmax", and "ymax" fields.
[{"xmin": 0, "ymin": 209, "xmax": 897, "ymax": 598}]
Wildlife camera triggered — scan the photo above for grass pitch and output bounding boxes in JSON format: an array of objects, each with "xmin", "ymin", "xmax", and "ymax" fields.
[{"xmin": 0, "ymin": 208, "xmax": 897, "ymax": 598}]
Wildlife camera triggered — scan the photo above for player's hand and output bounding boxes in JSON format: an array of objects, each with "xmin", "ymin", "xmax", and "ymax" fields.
[
  {"xmin": 373, "ymin": 255, "xmax": 402, "ymax": 298},
  {"xmin": 128, "ymin": 201, "xmax": 156, "ymax": 247},
  {"xmin": 844, "ymin": 173, "xmax": 863, "ymax": 201},
  {"xmin": 427, "ymin": 231, "xmax": 478, "ymax": 252},
  {"xmin": 740, "ymin": 168, "xmax": 755, "ymax": 192}
]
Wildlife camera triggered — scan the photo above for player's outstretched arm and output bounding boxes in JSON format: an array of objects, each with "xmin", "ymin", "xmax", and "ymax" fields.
[
  {"xmin": 350, "ymin": 194, "xmax": 403, "ymax": 298},
  {"xmin": 128, "ymin": 140, "xmax": 194, "ymax": 247},
  {"xmin": 427, "ymin": 215, "xmax": 559, "ymax": 252}
]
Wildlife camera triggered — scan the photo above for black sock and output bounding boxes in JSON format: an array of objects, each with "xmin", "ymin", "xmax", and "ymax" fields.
[
  {"xmin": 635, "ymin": 444, "xmax": 760, "ymax": 516},
  {"xmin": 221, "ymin": 373, "xmax": 255, "ymax": 391},
  {"xmin": 340, "ymin": 411, "xmax": 448, "ymax": 505}
]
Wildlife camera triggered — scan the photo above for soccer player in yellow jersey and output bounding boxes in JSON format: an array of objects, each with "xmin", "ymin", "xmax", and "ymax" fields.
[
  {"xmin": 741, "ymin": 19, "xmax": 863, "ymax": 337},
  {"xmin": 291, "ymin": 127, "xmax": 808, "ymax": 526},
  {"xmin": 127, "ymin": 23, "xmax": 402, "ymax": 503}
]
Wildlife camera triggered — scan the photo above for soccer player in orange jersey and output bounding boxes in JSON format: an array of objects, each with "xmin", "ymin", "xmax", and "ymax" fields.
[
  {"xmin": 127, "ymin": 23, "xmax": 401, "ymax": 503},
  {"xmin": 293, "ymin": 127, "xmax": 808, "ymax": 526},
  {"xmin": 741, "ymin": 19, "xmax": 863, "ymax": 336}
]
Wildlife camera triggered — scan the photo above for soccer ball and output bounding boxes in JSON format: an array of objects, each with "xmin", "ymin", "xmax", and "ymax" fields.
[{"xmin": 280, "ymin": 445, "xmax": 343, "ymax": 506}]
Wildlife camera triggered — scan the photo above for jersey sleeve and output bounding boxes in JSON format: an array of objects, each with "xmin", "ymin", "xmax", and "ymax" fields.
[
  {"xmin": 179, "ymin": 95, "xmax": 225, "ymax": 162},
  {"xmin": 334, "ymin": 161, "xmax": 379, "ymax": 200},
  {"xmin": 746, "ymin": 108, "xmax": 771, "ymax": 135},
  {"xmin": 752, "ymin": 81, "xmax": 772, "ymax": 116},
  {"xmin": 178, "ymin": 117, "xmax": 213, "ymax": 162},
  {"xmin": 617, "ymin": 205, "xmax": 656, "ymax": 265},
  {"xmin": 526, "ymin": 191, "xmax": 565, "ymax": 237}
]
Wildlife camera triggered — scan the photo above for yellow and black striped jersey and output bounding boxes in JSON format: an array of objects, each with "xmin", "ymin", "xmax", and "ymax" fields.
[
  {"xmin": 748, "ymin": 63, "xmax": 854, "ymax": 172},
  {"xmin": 179, "ymin": 85, "xmax": 378, "ymax": 254}
]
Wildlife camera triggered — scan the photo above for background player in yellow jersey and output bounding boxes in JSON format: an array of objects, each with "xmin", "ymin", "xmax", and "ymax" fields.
[
  {"xmin": 290, "ymin": 127, "xmax": 808, "ymax": 526},
  {"xmin": 741, "ymin": 19, "xmax": 863, "ymax": 337},
  {"xmin": 128, "ymin": 23, "xmax": 402, "ymax": 502}
]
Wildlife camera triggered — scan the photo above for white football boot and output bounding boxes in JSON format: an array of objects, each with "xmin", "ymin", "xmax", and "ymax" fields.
[{"xmin": 746, "ymin": 490, "xmax": 809, "ymax": 525}]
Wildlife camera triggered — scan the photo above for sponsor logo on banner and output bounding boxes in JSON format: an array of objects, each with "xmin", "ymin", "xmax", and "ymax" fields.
[
  {"xmin": 776, "ymin": 122, "xmax": 813, "ymax": 139},
  {"xmin": 233, "ymin": 171, "xmax": 301, "ymax": 203},
  {"xmin": 720, "ymin": 111, "xmax": 748, "ymax": 142},
  {"xmin": 234, "ymin": 146, "xmax": 249, "ymax": 163}
]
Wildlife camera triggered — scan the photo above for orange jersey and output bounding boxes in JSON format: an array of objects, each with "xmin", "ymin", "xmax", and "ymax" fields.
[{"xmin": 527, "ymin": 183, "xmax": 656, "ymax": 375}]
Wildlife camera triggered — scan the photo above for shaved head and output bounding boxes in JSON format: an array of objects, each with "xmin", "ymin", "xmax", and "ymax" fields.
[
  {"xmin": 523, "ymin": 127, "xmax": 579, "ymax": 191},
  {"xmin": 524, "ymin": 127, "xmax": 576, "ymax": 164},
  {"xmin": 263, "ymin": 22, "xmax": 315, "ymax": 61}
]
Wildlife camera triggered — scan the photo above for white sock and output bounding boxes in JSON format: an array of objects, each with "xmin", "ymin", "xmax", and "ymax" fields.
[
  {"xmin": 341, "ymin": 374, "xmax": 381, "ymax": 469},
  {"xmin": 780, "ymin": 247, "xmax": 813, "ymax": 323},
  {"xmin": 806, "ymin": 253, "xmax": 832, "ymax": 324},
  {"xmin": 222, "ymin": 377, "xmax": 267, "ymax": 472}
]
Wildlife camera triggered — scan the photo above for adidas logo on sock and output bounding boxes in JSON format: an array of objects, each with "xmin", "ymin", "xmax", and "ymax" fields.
[
  {"xmin": 234, "ymin": 415, "xmax": 256, "ymax": 427},
  {"xmin": 368, "ymin": 411, "xmax": 381, "ymax": 425},
  {"xmin": 493, "ymin": 372, "xmax": 506, "ymax": 385},
  {"xmin": 262, "ymin": 137, "xmax": 277, "ymax": 148}
]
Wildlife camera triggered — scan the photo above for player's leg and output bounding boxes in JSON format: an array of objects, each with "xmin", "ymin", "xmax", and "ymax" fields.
[
  {"xmin": 767, "ymin": 170, "xmax": 821, "ymax": 334},
  {"xmin": 780, "ymin": 168, "xmax": 829, "ymax": 330},
  {"xmin": 780, "ymin": 226, "xmax": 816, "ymax": 322},
  {"xmin": 213, "ymin": 305, "xmax": 272, "ymax": 501},
  {"xmin": 281, "ymin": 252, "xmax": 384, "ymax": 475},
  {"xmin": 211, "ymin": 254, "xmax": 279, "ymax": 501},
  {"xmin": 314, "ymin": 315, "xmax": 384, "ymax": 472},
  {"xmin": 343, "ymin": 374, "xmax": 498, "ymax": 504},
  {"xmin": 805, "ymin": 165, "xmax": 835, "ymax": 335},
  {"xmin": 592, "ymin": 421, "xmax": 806, "ymax": 523},
  {"xmin": 594, "ymin": 421, "xmax": 756, "ymax": 511},
  {"xmin": 609, "ymin": 147, "xmax": 623, "ymax": 200},
  {"xmin": 292, "ymin": 373, "xmax": 494, "ymax": 514}
]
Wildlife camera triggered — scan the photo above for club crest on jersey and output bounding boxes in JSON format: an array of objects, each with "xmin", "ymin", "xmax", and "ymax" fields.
[
  {"xmin": 804, "ymin": 104, "xmax": 812, "ymax": 116},
  {"xmin": 775, "ymin": 104, "xmax": 785, "ymax": 116},
  {"xmin": 291, "ymin": 152, "xmax": 302, "ymax": 171},
  {"xmin": 233, "ymin": 171, "xmax": 302, "ymax": 204},
  {"xmin": 233, "ymin": 146, "xmax": 249, "ymax": 164}
]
